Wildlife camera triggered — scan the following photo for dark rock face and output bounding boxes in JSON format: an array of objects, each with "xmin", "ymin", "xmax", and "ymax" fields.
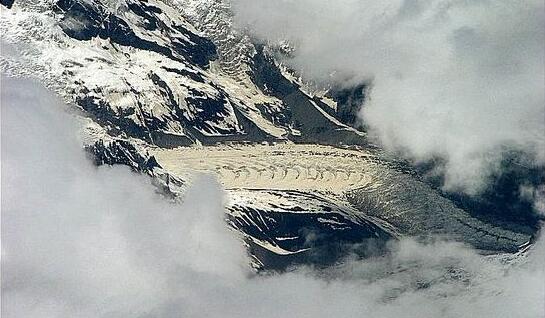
[
  {"xmin": 184, "ymin": 88, "xmax": 233, "ymax": 134},
  {"xmin": 326, "ymin": 83, "xmax": 367, "ymax": 128},
  {"xmin": 247, "ymin": 234, "xmax": 388, "ymax": 271},
  {"xmin": 87, "ymin": 139, "xmax": 160, "ymax": 172},
  {"xmin": 169, "ymin": 23, "xmax": 218, "ymax": 68},
  {"xmin": 228, "ymin": 190, "xmax": 392, "ymax": 270},
  {"xmin": 416, "ymin": 154, "xmax": 544, "ymax": 236},
  {"xmin": 250, "ymin": 46, "xmax": 373, "ymax": 147},
  {"xmin": 127, "ymin": 1, "xmax": 162, "ymax": 31},
  {"xmin": 87, "ymin": 139, "xmax": 185, "ymax": 200},
  {"xmin": 76, "ymin": 88, "xmax": 151, "ymax": 141},
  {"xmin": 54, "ymin": 0, "xmax": 216, "ymax": 67},
  {"xmin": 1, "ymin": 0, "xmax": 15, "ymax": 9}
]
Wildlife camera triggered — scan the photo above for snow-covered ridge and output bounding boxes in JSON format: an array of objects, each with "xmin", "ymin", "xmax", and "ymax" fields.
[{"xmin": 1, "ymin": 0, "xmax": 292, "ymax": 145}]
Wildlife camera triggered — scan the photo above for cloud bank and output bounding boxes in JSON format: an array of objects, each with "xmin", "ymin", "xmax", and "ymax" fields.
[
  {"xmin": 232, "ymin": 0, "xmax": 545, "ymax": 193},
  {"xmin": 2, "ymin": 76, "xmax": 544, "ymax": 317}
]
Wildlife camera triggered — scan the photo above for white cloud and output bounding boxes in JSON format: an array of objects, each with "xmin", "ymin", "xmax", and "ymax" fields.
[
  {"xmin": 232, "ymin": 0, "xmax": 545, "ymax": 193},
  {"xmin": 1, "ymin": 76, "xmax": 248, "ymax": 317},
  {"xmin": 1, "ymin": 75, "xmax": 544, "ymax": 317}
]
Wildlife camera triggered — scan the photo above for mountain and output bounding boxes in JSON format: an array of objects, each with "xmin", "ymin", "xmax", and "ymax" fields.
[{"xmin": 1, "ymin": 0, "xmax": 539, "ymax": 270}]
